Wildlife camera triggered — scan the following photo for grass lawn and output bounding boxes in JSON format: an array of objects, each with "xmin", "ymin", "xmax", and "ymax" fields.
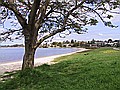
[{"xmin": 0, "ymin": 48, "xmax": 120, "ymax": 90}]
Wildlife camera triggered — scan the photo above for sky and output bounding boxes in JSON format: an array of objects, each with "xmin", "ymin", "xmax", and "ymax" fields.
[
  {"xmin": 49, "ymin": 14, "xmax": 120, "ymax": 42},
  {"xmin": 0, "ymin": 10, "xmax": 120, "ymax": 45}
]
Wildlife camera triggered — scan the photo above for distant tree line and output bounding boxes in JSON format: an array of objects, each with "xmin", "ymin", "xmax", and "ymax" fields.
[
  {"xmin": 40, "ymin": 39, "xmax": 120, "ymax": 48},
  {"xmin": 0, "ymin": 44, "xmax": 24, "ymax": 47}
]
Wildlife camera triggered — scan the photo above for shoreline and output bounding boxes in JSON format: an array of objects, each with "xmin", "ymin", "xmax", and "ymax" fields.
[
  {"xmin": 0, "ymin": 48, "xmax": 88, "ymax": 75},
  {"xmin": 0, "ymin": 47, "xmax": 78, "ymax": 64}
]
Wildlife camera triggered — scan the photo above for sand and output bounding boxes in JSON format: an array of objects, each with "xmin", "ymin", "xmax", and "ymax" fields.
[{"xmin": 0, "ymin": 48, "xmax": 88, "ymax": 75}]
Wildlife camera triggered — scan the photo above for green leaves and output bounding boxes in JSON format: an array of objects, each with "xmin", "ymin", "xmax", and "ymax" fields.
[
  {"xmin": 104, "ymin": 21, "xmax": 118, "ymax": 28},
  {"xmin": 89, "ymin": 18, "xmax": 98, "ymax": 25},
  {"xmin": 0, "ymin": 0, "xmax": 120, "ymax": 46},
  {"xmin": 0, "ymin": 0, "xmax": 3, "ymax": 4},
  {"xmin": 107, "ymin": 15, "xmax": 113, "ymax": 19}
]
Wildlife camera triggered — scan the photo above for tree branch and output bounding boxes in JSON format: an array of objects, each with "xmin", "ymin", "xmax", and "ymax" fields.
[
  {"xmin": 1, "ymin": 3, "xmax": 27, "ymax": 29},
  {"xmin": 35, "ymin": 0, "xmax": 50, "ymax": 30},
  {"xmin": 83, "ymin": 5, "xmax": 105, "ymax": 24},
  {"xmin": 34, "ymin": 0, "xmax": 86, "ymax": 49},
  {"xmin": 0, "ymin": 29, "xmax": 22, "ymax": 35},
  {"xmin": 18, "ymin": 0, "xmax": 31, "ymax": 9},
  {"xmin": 28, "ymin": 0, "xmax": 41, "ymax": 27}
]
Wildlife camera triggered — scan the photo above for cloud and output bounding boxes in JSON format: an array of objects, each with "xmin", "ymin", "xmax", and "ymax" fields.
[{"xmin": 98, "ymin": 33, "xmax": 103, "ymax": 36}]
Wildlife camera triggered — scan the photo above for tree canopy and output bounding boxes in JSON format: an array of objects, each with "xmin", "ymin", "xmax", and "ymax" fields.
[
  {"xmin": 0, "ymin": 0, "xmax": 120, "ymax": 69},
  {"xmin": 0, "ymin": 0, "xmax": 119, "ymax": 44}
]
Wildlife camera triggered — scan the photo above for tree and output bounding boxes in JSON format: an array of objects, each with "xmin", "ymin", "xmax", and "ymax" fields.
[
  {"xmin": 0, "ymin": 0, "xmax": 120, "ymax": 70},
  {"xmin": 71, "ymin": 39, "xmax": 75, "ymax": 44},
  {"xmin": 108, "ymin": 39, "xmax": 113, "ymax": 43},
  {"xmin": 57, "ymin": 42, "xmax": 62, "ymax": 47},
  {"xmin": 91, "ymin": 39, "xmax": 95, "ymax": 44},
  {"xmin": 65, "ymin": 40, "xmax": 70, "ymax": 44}
]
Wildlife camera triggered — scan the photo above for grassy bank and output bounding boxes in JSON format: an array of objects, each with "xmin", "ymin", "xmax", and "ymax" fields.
[{"xmin": 0, "ymin": 48, "xmax": 120, "ymax": 90}]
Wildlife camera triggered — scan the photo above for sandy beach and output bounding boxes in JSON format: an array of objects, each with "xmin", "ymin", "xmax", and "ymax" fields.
[{"xmin": 0, "ymin": 48, "xmax": 88, "ymax": 75}]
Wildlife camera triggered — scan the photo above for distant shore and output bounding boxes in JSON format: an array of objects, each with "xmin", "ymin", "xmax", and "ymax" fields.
[{"xmin": 0, "ymin": 48, "xmax": 88, "ymax": 75}]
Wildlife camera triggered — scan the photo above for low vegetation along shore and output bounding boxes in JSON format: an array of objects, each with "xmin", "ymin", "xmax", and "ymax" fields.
[{"xmin": 0, "ymin": 48, "xmax": 120, "ymax": 90}]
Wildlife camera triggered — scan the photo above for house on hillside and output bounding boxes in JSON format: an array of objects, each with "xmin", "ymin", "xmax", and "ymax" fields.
[{"xmin": 95, "ymin": 41, "xmax": 105, "ymax": 47}]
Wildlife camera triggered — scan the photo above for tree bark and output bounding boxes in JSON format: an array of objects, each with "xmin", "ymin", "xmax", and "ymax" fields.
[
  {"xmin": 22, "ymin": 34, "xmax": 36, "ymax": 70},
  {"xmin": 22, "ymin": 47, "xmax": 35, "ymax": 70}
]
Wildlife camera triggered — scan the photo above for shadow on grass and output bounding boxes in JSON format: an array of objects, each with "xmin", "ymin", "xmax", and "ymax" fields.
[{"xmin": 0, "ymin": 48, "xmax": 120, "ymax": 90}]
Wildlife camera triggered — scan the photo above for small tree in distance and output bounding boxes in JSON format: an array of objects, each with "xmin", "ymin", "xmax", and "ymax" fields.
[{"xmin": 0, "ymin": 0, "xmax": 120, "ymax": 70}]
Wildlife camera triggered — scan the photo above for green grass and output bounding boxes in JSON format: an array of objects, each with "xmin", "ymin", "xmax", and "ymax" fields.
[{"xmin": 0, "ymin": 48, "xmax": 120, "ymax": 90}]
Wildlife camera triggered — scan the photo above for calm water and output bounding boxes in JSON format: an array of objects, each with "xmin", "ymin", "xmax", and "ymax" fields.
[{"xmin": 0, "ymin": 47, "xmax": 77, "ymax": 64}]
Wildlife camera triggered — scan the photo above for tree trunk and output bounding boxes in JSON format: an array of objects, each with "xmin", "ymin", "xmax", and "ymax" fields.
[
  {"xmin": 22, "ymin": 46, "xmax": 35, "ymax": 70},
  {"xmin": 21, "ymin": 21, "xmax": 38, "ymax": 70},
  {"xmin": 22, "ymin": 34, "xmax": 36, "ymax": 70}
]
